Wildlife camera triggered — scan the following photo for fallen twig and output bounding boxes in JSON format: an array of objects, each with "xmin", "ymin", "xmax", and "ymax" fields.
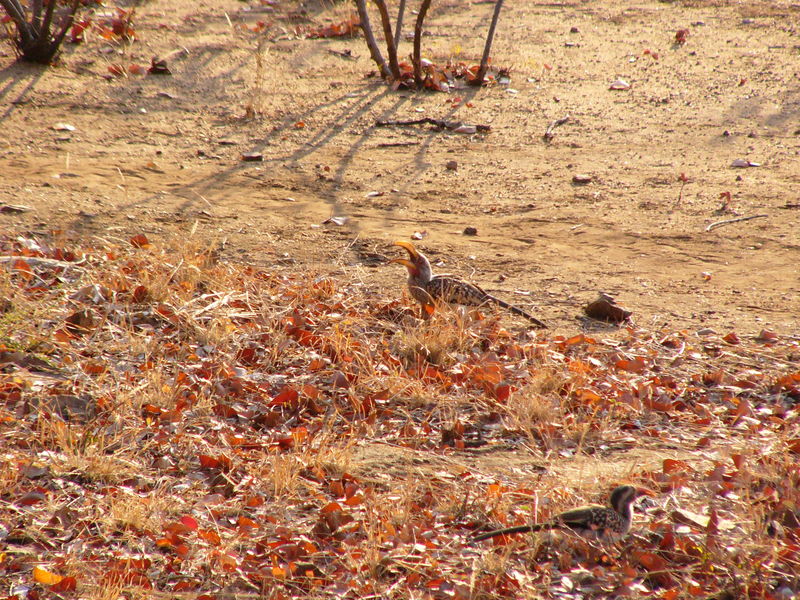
[
  {"xmin": 327, "ymin": 48, "xmax": 357, "ymax": 59},
  {"xmin": 0, "ymin": 256, "xmax": 85, "ymax": 269},
  {"xmin": 705, "ymin": 214, "xmax": 768, "ymax": 232},
  {"xmin": 543, "ymin": 115, "xmax": 569, "ymax": 142},
  {"xmin": 376, "ymin": 118, "xmax": 491, "ymax": 132},
  {"xmin": 376, "ymin": 141, "xmax": 420, "ymax": 147}
]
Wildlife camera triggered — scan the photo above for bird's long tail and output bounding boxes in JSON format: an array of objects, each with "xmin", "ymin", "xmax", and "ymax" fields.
[
  {"xmin": 490, "ymin": 296, "xmax": 547, "ymax": 329},
  {"xmin": 472, "ymin": 522, "xmax": 553, "ymax": 541}
]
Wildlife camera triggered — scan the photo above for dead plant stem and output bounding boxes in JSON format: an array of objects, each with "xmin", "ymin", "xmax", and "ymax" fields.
[
  {"xmin": 355, "ymin": 0, "xmax": 390, "ymax": 78},
  {"xmin": 372, "ymin": 0, "xmax": 400, "ymax": 79},
  {"xmin": 413, "ymin": 0, "xmax": 432, "ymax": 88},
  {"xmin": 475, "ymin": 0, "xmax": 505, "ymax": 85},
  {"xmin": 394, "ymin": 0, "xmax": 406, "ymax": 49}
]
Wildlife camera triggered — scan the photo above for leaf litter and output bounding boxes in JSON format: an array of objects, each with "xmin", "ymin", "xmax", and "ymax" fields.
[{"xmin": 0, "ymin": 230, "xmax": 798, "ymax": 598}]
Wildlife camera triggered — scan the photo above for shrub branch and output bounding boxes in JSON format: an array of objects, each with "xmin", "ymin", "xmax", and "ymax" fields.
[
  {"xmin": 413, "ymin": 0, "xmax": 432, "ymax": 89},
  {"xmin": 372, "ymin": 0, "xmax": 400, "ymax": 79},
  {"xmin": 1, "ymin": 0, "xmax": 81, "ymax": 63},
  {"xmin": 393, "ymin": 0, "xmax": 406, "ymax": 50},
  {"xmin": 354, "ymin": 0, "xmax": 390, "ymax": 78},
  {"xmin": 475, "ymin": 0, "xmax": 505, "ymax": 85}
]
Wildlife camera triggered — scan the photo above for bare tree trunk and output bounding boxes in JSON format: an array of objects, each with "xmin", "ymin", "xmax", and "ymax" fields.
[
  {"xmin": 49, "ymin": 0, "xmax": 81, "ymax": 54},
  {"xmin": 393, "ymin": 0, "xmax": 406, "ymax": 50},
  {"xmin": 413, "ymin": 0, "xmax": 432, "ymax": 89},
  {"xmin": 32, "ymin": 0, "xmax": 42, "ymax": 33},
  {"xmin": 354, "ymin": 0, "xmax": 390, "ymax": 78},
  {"xmin": 38, "ymin": 0, "xmax": 58, "ymax": 42},
  {"xmin": 475, "ymin": 0, "xmax": 504, "ymax": 85},
  {"xmin": 372, "ymin": 0, "xmax": 400, "ymax": 80},
  {"xmin": 0, "ymin": 0, "xmax": 35, "ymax": 46}
]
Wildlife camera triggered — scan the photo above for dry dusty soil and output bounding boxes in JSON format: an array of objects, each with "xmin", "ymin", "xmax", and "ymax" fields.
[{"xmin": 1, "ymin": 0, "xmax": 799, "ymax": 334}]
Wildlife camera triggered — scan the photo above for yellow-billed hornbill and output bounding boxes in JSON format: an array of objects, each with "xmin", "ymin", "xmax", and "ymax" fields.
[
  {"xmin": 390, "ymin": 240, "xmax": 547, "ymax": 328},
  {"xmin": 472, "ymin": 485, "xmax": 641, "ymax": 542}
]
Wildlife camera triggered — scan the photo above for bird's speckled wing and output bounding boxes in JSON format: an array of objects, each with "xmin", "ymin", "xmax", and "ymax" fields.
[{"xmin": 427, "ymin": 276, "xmax": 491, "ymax": 306}]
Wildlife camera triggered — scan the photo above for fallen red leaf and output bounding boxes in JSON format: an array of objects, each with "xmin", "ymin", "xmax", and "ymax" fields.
[
  {"xmin": 722, "ymin": 332, "xmax": 740, "ymax": 344},
  {"xmin": 675, "ymin": 28, "xmax": 689, "ymax": 44},
  {"xmin": 663, "ymin": 459, "xmax": 691, "ymax": 474},
  {"xmin": 616, "ymin": 357, "xmax": 647, "ymax": 373},
  {"xmin": 51, "ymin": 576, "xmax": 78, "ymax": 592},
  {"xmin": 129, "ymin": 233, "xmax": 150, "ymax": 248},
  {"xmin": 198, "ymin": 529, "xmax": 221, "ymax": 545}
]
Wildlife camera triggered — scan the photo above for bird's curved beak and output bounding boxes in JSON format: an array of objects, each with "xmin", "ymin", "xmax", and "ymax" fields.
[
  {"xmin": 392, "ymin": 240, "xmax": 420, "ymax": 260},
  {"xmin": 389, "ymin": 257, "xmax": 416, "ymax": 269}
]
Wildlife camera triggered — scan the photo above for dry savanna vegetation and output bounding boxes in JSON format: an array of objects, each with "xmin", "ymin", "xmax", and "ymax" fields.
[
  {"xmin": 1, "ymin": 0, "xmax": 800, "ymax": 598},
  {"xmin": 0, "ymin": 230, "xmax": 799, "ymax": 599}
]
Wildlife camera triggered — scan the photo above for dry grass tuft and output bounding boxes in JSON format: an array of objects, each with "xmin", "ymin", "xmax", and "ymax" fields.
[{"xmin": 392, "ymin": 309, "xmax": 477, "ymax": 368}]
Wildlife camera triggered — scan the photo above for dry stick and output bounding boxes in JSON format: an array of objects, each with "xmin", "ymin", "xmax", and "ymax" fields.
[
  {"xmin": 377, "ymin": 141, "xmax": 419, "ymax": 147},
  {"xmin": 394, "ymin": 0, "xmax": 407, "ymax": 50},
  {"xmin": 355, "ymin": 0, "xmax": 390, "ymax": 78},
  {"xmin": 705, "ymin": 214, "xmax": 768, "ymax": 232},
  {"xmin": 475, "ymin": 0, "xmax": 505, "ymax": 85},
  {"xmin": 413, "ymin": 0, "xmax": 433, "ymax": 89},
  {"xmin": 328, "ymin": 48, "xmax": 356, "ymax": 59},
  {"xmin": 376, "ymin": 117, "xmax": 491, "ymax": 132},
  {"xmin": 372, "ymin": 0, "xmax": 400, "ymax": 79},
  {"xmin": 543, "ymin": 115, "xmax": 570, "ymax": 142}
]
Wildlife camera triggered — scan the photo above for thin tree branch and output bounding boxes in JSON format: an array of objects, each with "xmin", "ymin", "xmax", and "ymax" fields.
[
  {"xmin": 413, "ymin": 0, "xmax": 432, "ymax": 89},
  {"xmin": 32, "ymin": 0, "xmax": 42, "ymax": 34},
  {"xmin": 705, "ymin": 214, "xmax": 768, "ymax": 232},
  {"xmin": 0, "ymin": 0, "xmax": 25, "ymax": 26},
  {"xmin": 0, "ymin": 0, "xmax": 34, "ymax": 45},
  {"xmin": 475, "ymin": 0, "xmax": 505, "ymax": 85},
  {"xmin": 372, "ymin": 0, "xmax": 400, "ymax": 80},
  {"xmin": 354, "ymin": 0, "xmax": 389, "ymax": 78},
  {"xmin": 38, "ymin": 0, "xmax": 58, "ymax": 45},
  {"xmin": 50, "ymin": 0, "xmax": 81, "ymax": 54},
  {"xmin": 393, "ymin": 0, "xmax": 406, "ymax": 50}
]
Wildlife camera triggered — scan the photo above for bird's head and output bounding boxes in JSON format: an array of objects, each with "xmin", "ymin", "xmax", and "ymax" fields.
[
  {"xmin": 390, "ymin": 240, "xmax": 432, "ymax": 281},
  {"xmin": 610, "ymin": 485, "xmax": 638, "ymax": 508},
  {"xmin": 610, "ymin": 484, "xmax": 653, "ymax": 513}
]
